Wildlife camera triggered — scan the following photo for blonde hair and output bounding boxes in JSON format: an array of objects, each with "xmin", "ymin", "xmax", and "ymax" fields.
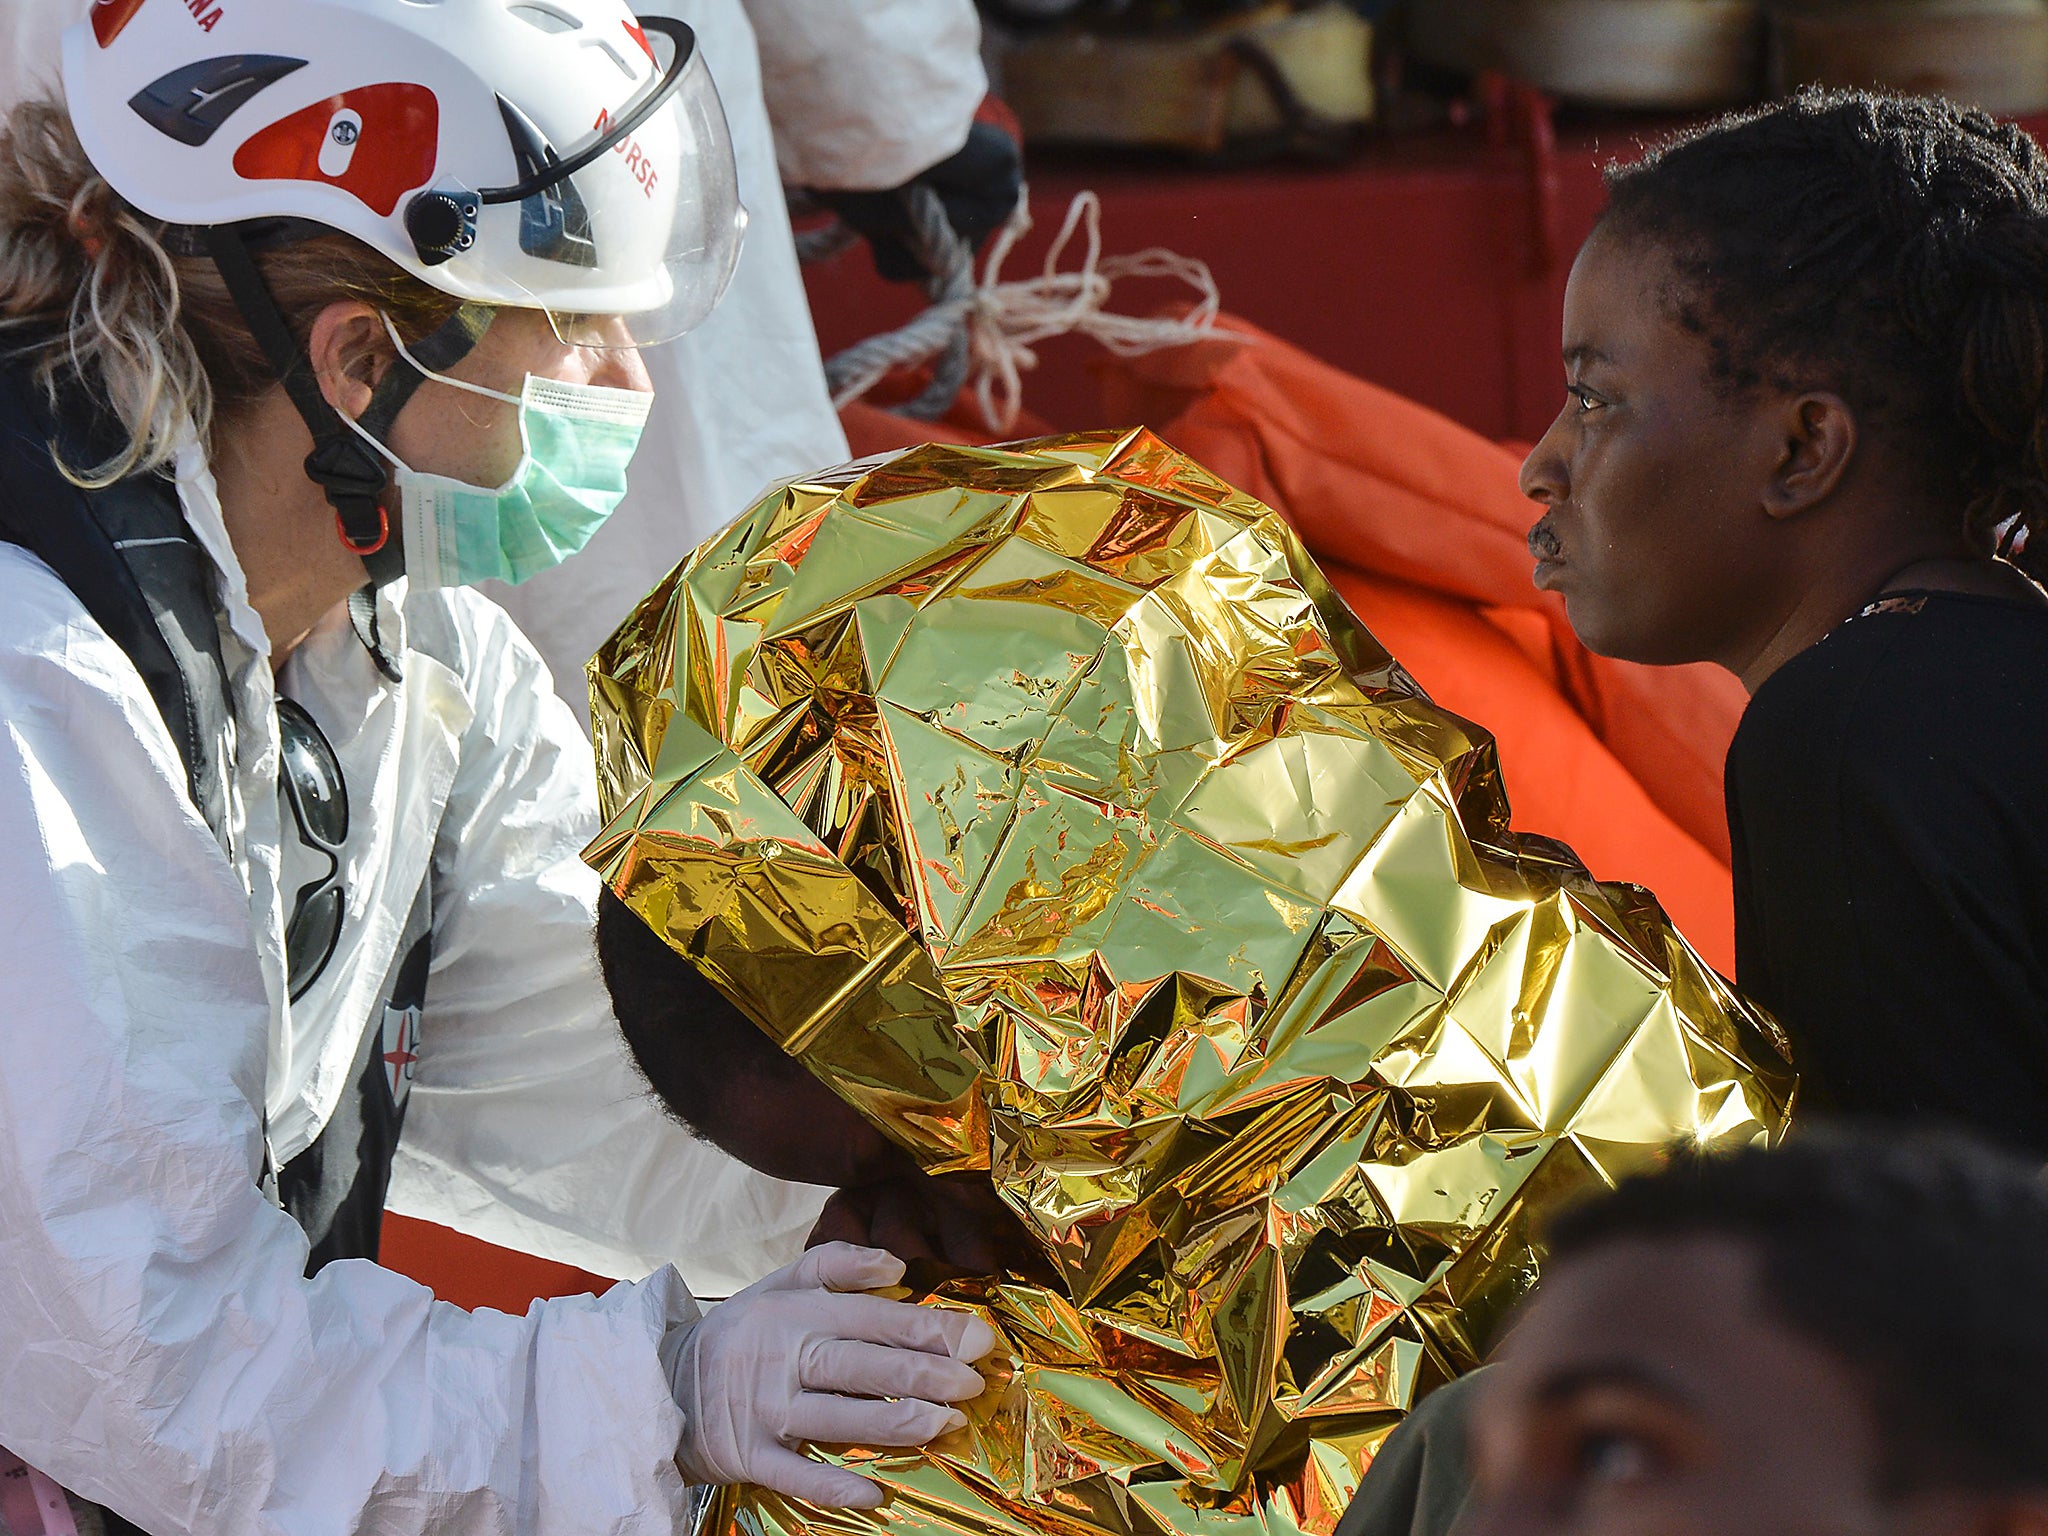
[{"xmin": 0, "ymin": 97, "xmax": 461, "ymax": 486}]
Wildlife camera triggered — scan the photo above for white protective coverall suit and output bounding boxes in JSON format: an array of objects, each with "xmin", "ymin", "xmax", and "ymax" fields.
[{"xmin": 0, "ymin": 442, "xmax": 807, "ymax": 1530}]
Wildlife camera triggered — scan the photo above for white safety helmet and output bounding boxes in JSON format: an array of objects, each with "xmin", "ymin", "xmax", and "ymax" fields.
[{"xmin": 63, "ymin": 0, "xmax": 746, "ymax": 346}]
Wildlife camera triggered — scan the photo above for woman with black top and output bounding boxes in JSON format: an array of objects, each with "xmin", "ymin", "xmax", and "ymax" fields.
[
  {"xmin": 1517, "ymin": 88, "xmax": 2048, "ymax": 1156},
  {"xmin": 1336, "ymin": 91, "xmax": 2048, "ymax": 1536}
]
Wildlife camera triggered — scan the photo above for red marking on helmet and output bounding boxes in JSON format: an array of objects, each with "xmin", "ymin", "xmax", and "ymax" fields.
[
  {"xmin": 623, "ymin": 20, "xmax": 656, "ymax": 64},
  {"xmin": 91, "ymin": 0, "xmax": 148, "ymax": 48},
  {"xmin": 592, "ymin": 105, "xmax": 659, "ymax": 199},
  {"xmin": 234, "ymin": 83, "xmax": 439, "ymax": 217},
  {"xmin": 183, "ymin": 0, "xmax": 223, "ymax": 31}
]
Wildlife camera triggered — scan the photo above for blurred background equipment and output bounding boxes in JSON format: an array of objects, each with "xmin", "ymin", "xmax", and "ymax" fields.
[
  {"xmin": 1405, "ymin": 0, "xmax": 1764, "ymax": 110},
  {"xmin": 1768, "ymin": 0, "xmax": 2048, "ymax": 117},
  {"xmin": 995, "ymin": 2, "xmax": 1378, "ymax": 156}
]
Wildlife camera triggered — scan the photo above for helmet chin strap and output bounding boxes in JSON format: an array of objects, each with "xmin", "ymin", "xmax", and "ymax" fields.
[
  {"xmin": 354, "ymin": 302, "xmax": 496, "ymax": 447},
  {"xmin": 203, "ymin": 225, "xmax": 491, "ymax": 590},
  {"xmin": 206, "ymin": 223, "xmax": 402, "ymax": 586}
]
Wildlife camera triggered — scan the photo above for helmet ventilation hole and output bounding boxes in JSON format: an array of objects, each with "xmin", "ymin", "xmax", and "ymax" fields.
[{"xmin": 508, "ymin": 3, "xmax": 582, "ymax": 33}]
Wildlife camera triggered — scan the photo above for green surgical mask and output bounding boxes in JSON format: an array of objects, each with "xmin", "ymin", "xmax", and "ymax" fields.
[{"xmin": 345, "ymin": 319, "xmax": 655, "ymax": 590}]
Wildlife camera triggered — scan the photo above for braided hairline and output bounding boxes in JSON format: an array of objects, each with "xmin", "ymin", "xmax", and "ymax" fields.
[{"xmin": 1600, "ymin": 88, "xmax": 2048, "ymax": 576}]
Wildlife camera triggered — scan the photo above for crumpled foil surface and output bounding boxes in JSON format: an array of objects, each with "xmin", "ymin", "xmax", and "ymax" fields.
[{"xmin": 584, "ymin": 429, "xmax": 1797, "ymax": 1536}]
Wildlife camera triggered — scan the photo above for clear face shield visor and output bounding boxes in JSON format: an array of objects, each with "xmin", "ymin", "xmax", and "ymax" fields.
[{"xmin": 430, "ymin": 16, "xmax": 745, "ymax": 351}]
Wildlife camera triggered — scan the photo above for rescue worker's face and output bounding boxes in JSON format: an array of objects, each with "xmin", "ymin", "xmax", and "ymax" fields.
[
  {"xmin": 382, "ymin": 306, "xmax": 652, "ymax": 492},
  {"xmin": 1462, "ymin": 1236, "xmax": 1989, "ymax": 1536}
]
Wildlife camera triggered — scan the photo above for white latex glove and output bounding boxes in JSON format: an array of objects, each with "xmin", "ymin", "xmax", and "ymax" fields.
[{"xmin": 662, "ymin": 1242, "xmax": 997, "ymax": 1507}]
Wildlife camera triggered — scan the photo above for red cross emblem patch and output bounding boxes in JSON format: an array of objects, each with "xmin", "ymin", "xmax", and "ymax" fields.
[{"xmin": 381, "ymin": 1004, "xmax": 421, "ymax": 1105}]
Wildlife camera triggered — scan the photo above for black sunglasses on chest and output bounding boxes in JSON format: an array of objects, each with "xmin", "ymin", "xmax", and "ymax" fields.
[{"xmin": 276, "ymin": 697, "xmax": 348, "ymax": 1002}]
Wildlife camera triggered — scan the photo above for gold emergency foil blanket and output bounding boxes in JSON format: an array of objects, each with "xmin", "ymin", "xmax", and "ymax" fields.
[{"xmin": 583, "ymin": 429, "xmax": 1796, "ymax": 1536}]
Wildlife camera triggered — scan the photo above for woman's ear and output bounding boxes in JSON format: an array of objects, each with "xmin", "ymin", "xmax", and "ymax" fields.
[
  {"xmin": 305, "ymin": 301, "xmax": 392, "ymax": 423},
  {"xmin": 1762, "ymin": 391, "xmax": 1857, "ymax": 521}
]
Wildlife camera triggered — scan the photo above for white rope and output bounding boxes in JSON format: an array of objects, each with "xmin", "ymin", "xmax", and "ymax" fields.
[{"xmin": 823, "ymin": 185, "xmax": 1242, "ymax": 434}]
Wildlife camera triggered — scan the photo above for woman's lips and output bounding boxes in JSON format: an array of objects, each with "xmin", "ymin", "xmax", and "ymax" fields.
[{"xmin": 1527, "ymin": 518, "xmax": 1566, "ymax": 586}]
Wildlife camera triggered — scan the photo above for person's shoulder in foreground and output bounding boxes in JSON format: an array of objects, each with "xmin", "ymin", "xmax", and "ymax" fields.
[
  {"xmin": 1333, "ymin": 1368, "xmax": 1489, "ymax": 1536},
  {"xmin": 1726, "ymin": 590, "xmax": 2048, "ymax": 1143},
  {"xmin": 1346, "ymin": 1126, "xmax": 2048, "ymax": 1536}
]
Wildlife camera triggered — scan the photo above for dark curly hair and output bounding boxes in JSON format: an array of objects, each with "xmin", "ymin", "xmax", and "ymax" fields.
[
  {"xmin": 594, "ymin": 885, "xmax": 807, "ymax": 1136},
  {"xmin": 1549, "ymin": 1128, "xmax": 2048, "ymax": 1494},
  {"xmin": 1601, "ymin": 88, "xmax": 2048, "ymax": 580}
]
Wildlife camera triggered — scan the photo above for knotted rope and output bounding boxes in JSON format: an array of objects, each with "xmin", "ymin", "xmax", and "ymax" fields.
[{"xmin": 821, "ymin": 183, "xmax": 1239, "ymax": 431}]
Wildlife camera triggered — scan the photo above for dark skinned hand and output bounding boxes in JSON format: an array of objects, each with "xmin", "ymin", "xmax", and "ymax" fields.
[{"xmin": 808, "ymin": 1172, "xmax": 1053, "ymax": 1284}]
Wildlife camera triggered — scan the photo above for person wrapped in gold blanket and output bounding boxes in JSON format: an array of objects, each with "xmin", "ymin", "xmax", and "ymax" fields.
[{"xmin": 586, "ymin": 429, "xmax": 1796, "ymax": 1536}]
